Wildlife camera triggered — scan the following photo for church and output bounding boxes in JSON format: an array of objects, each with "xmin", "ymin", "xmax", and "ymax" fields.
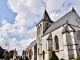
[{"xmin": 25, "ymin": 7, "xmax": 80, "ymax": 60}]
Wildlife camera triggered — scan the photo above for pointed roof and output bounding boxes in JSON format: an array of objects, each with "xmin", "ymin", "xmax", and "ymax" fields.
[
  {"xmin": 42, "ymin": 10, "xmax": 53, "ymax": 22},
  {"xmin": 62, "ymin": 21, "xmax": 75, "ymax": 34},
  {"xmin": 42, "ymin": 10, "xmax": 50, "ymax": 20},
  {"xmin": 42, "ymin": 7, "xmax": 77, "ymax": 36},
  {"xmin": 36, "ymin": 10, "xmax": 53, "ymax": 26}
]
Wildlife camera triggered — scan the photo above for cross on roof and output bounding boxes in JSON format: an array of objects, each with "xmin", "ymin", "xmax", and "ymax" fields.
[{"xmin": 44, "ymin": 2, "xmax": 46, "ymax": 10}]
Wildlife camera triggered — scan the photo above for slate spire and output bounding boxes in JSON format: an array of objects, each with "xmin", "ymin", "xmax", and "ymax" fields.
[{"xmin": 42, "ymin": 9, "xmax": 53, "ymax": 22}]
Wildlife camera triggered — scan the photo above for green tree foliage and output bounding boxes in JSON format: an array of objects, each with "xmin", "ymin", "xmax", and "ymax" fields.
[
  {"xmin": 49, "ymin": 51, "xmax": 59, "ymax": 60},
  {"xmin": 3, "ymin": 50, "xmax": 17, "ymax": 60},
  {"xmin": 3, "ymin": 51, "xmax": 9, "ymax": 60},
  {"xmin": 75, "ymin": 56, "xmax": 80, "ymax": 60},
  {"xmin": 24, "ymin": 56, "xmax": 29, "ymax": 60},
  {"xmin": 19, "ymin": 57, "xmax": 23, "ymax": 60},
  {"xmin": 60, "ymin": 58, "xmax": 64, "ymax": 60},
  {"xmin": 0, "ymin": 46, "xmax": 5, "ymax": 59}
]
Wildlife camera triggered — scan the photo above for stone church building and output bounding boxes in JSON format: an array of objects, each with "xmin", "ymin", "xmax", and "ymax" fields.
[{"xmin": 25, "ymin": 7, "xmax": 80, "ymax": 60}]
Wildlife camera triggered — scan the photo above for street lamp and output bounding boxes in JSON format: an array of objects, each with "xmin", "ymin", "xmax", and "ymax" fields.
[{"xmin": 6, "ymin": 42, "xmax": 9, "ymax": 51}]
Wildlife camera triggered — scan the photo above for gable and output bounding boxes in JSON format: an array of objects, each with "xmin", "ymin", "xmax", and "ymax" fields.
[
  {"xmin": 62, "ymin": 23, "xmax": 76, "ymax": 34},
  {"xmin": 47, "ymin": 33, "xmax": 52, "ymax": 40}
]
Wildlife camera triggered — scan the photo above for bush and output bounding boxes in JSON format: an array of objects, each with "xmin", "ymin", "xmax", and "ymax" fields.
[
  {"xmin": 24, "ymin": 56, "xmax": 29, "ymax": 60},
  {"xmin": 75, "ymin": 56, "xmax": 80, "ymax": 60},
  {"xmin": 19, "ymin": 57, "xmax": 23, "ymax": 60},
  {"xmin": 49, "ymin": 51, "xmax": 59, "ymax": 60},
  {"xmin": 60, "ymin": 58, "xmax": 64, "ymax": 60}
]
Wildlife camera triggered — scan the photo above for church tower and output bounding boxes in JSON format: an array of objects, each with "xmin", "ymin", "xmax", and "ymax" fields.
[
  {"xmin": 36, "ymin": 9, "xmax": 53, "ymax": 60},
  {"xmin": 36, "ymin": 9, "xmax": 53, "ymax": 43}
]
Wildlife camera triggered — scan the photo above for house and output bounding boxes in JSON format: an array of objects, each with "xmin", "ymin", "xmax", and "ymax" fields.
[{"xmin": 27, "ymin": 7, "xmax": 80, "ymax": 60}]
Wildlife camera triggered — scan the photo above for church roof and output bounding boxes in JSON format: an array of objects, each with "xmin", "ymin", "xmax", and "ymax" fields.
[
  {"xmin": 36, "ymin": 10, "xmax": 53, "ymax": 26},
  {"xmin": 27, "ymin": 40, "xmax": 36, "ymax": 49},
  {"xmin": 43, "ymin": 8, "xmax": 77, "ymax": 36},
  {"xmin": 42, "ymin": 10, "xmax": 51, "ymax": 21}
]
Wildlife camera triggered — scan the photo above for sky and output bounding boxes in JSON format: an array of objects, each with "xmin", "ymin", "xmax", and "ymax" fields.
[{"xmin": 0, "ymin": 0, "xmax": 80, "ymax": 55}]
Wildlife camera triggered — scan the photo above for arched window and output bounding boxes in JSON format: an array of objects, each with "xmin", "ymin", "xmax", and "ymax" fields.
[
  {"xmin": 37, "ymin": 26, "xmax": 40, "ymax": 35},
  {"xmin": 46, "ymin": 23, "xmax": 49, "ymax": 30},
  {"xmin": 54, "ymin": 35, "xmax": 59, "ymax": 50},
  {"xmin": 43, "ymin": 50, "xmax": 45, "ymax": 59},
  {"xmin": 40, "ymin": 24, "xmax": 42, "ymax": 34}
]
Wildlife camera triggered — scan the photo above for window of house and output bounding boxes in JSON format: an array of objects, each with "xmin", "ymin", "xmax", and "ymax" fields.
[
  {"xmin": 43, "ymin": 50, "xmax": 45, "ymax": 59},
  {"xmin": 29, "ymin": 49, "xmax": 32, "ymax": 59},
  {"xmin": 37, "ymin": 26, "xmax": 40, "ymax": 35},
  {"xmin": 54, "ymin": 35, "xmax": 59, "ymax": 50},
  {"xmin": 39, "ymin": 44, "xmax": 42, "ymax": 54},
  {"xmin": 40, "ymin": 24, "xmax": 42, "ymax": 34},
  {"xmin": 31, "ymin": 51, "xmax": 33, "ymax": 55},
  {"xmin": 38, "ymin": 48, "xmax": 39, "ymax": 54}
]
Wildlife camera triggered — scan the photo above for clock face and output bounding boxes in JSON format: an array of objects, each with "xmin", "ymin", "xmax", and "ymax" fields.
[{"xmin": 77, "ymin": 30, "xmax": 80, "ymax": 40}]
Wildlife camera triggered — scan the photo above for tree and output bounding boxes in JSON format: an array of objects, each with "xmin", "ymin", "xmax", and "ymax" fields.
[
  {"xmin": 3, "ymin": 51, "xmax": 9, "ymax": 60},
  {"xmin": 49, "ymin": 51, "xmax": 59, "ymax": 60},
  {"xmin": 3, "ymin": 50, "xmax": 17, "ymax": 60},
  {"xmin": 75, "ymin": 56, "xmax": 80, "ymax": 60},
  {"xmin": 0, "ymin": 46, "xmax": 5, "ymax": 59}
]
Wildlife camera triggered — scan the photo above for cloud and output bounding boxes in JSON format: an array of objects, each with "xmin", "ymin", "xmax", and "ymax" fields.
[
  {"xmin": 4, "ymin": 0, "xmax": 44, "ymax": 55},
  {"xmin": 0, "ymin": 19, "xmax": 36, "ymax": 55},
  {"xmin": 7, "ymin": 0, "xmax": 45, "ymax": 27},
  {"xmin": 44, "ymin": 0, "xmax": 80, "ymax": 21},
  {"xmin": 0, "ymin": 0, "xmax": 80, "ymax": 55}
]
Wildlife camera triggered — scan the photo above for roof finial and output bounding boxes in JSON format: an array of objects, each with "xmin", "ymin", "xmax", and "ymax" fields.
[
  {"xmin": 44, "ymin": 2, "xmax": 46, "ymax": 10},
  {"xmin": 72, "ymin": 7, "xmax": 74, "ymax": 10},
  {"xmin": 72, "ymin": 7, "xmax": 75, "ymax": 11}
]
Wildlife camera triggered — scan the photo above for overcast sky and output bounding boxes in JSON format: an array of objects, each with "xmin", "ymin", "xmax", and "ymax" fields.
[{"xmin": 0, "ymin": 0, "xmax": 80, "ymax": 55}]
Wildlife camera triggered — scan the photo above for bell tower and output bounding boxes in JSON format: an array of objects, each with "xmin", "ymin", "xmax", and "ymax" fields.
[{"xmin": 36, "ymin": 9, "xmax": 53, "ymax": 43}]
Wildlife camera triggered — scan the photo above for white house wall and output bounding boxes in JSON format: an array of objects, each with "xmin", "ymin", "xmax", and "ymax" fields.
[
  {"xmin": 52, "ymin": 26, "xmax": 66, "ymax": 59},
  {"xmin": 42, "ymin": 26, "xmax": 66, "ymax": 60},
  {"xmin": 42, "ymin": 34, "xmax": 49, "ymax": 60},
  {"xmin": 37, "ymin": 20, "xmax": 80, "ymax": 60}
]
